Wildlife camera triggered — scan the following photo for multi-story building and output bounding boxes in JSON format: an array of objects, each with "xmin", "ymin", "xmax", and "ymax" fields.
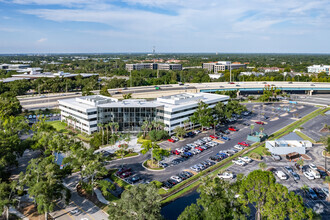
[
  {"xmin": 307, "ymin": 65, "xmax": 330, "ymax": 74},
  {"xmin": 202, "ymin": 61, "xmax": 246, "ymax": 73},
  {"xmin": 59, "ymin": 93, "xmax": 229, "ymax": 135},
  {"xmin": 125, "ymin": 63, "xmax": 182, "ymax": 71}
]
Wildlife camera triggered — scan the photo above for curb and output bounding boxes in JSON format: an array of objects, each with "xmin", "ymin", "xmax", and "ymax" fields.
[{"xmin": 142, "ymin": 160, "xmax": 165, "ymax": 172}]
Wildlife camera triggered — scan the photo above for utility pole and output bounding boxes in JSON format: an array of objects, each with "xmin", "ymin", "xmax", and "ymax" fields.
[
  {"xmin": 130, "ymin": 70, "xmax": 132, "ymax": 87},
  {"xmin": 229, "ymin": 62, "xmax": 232, "ymax": 82}
]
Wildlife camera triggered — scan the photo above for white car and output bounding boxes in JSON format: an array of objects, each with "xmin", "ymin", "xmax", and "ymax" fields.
[
  {"xmin": 238, "ymin": 156, "xmax": 252, "ymax": 163},
  {"xmin": 309, "ymin": 164, "xmax": 317, "ymax": 170},
  {"xmin": 217, "ymin": 172, "xmax": 234, "ymax": 179},
  {"xmin": 170, "ymin": 176, "xmax": 182, "ymax": 182},
  {"xmin": 234, "ymin": 145, "xmax": 244, "ymax": 150},
  {"xmin": 275, "ymin": 171, "xmax": 287, "ymax": 180},
  {"xmin": 232, "ymin": 159, "xmax": 246, "ymax": 166},
  {"xmin": 303, "ymin": 171, "xmax": 315, "ymax": 180},
  {"xmin": 191, "ymin": 166, "xmax": 200, "ymax": 172}
]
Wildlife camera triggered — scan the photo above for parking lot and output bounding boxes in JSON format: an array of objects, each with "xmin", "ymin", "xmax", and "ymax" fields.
[
  {"xmin": 226, "ymin": 144, "xmax": 330, "ymax": 217},
  {"xmin": 106, "ymin": 103, "xmax": 316, "ymax": 185},
  {"xmin": 300, "ymin": 114, "xmax": 330, "ymax": 141}
]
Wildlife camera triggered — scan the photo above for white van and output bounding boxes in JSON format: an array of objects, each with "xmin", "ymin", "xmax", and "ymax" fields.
[
  {"xmin": 275, "ymin": 171, "xmax": 287, "ymax": 180},
  {"xmin": 310, "ymin": 169, "xmax": 321, "ymax": 179}
]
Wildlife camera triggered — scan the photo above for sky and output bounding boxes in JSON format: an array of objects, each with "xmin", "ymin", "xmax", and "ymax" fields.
[{"xmin": 0, "ymin": 0, "xmax": 329, "ymax": 54}]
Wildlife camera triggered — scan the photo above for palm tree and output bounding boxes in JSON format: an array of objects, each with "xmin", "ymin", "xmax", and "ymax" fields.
[
  {"xmin": 105, "ymin": 123, "xmax": 110, "ymax": 145},
  {"xmin": 141, "ymin": 121, "xmax": 149, "ymax": 138},
  {"xmin": 324, "ymin": 176, "xmax": 330, "ymax": 201},
  {"xmin": 320, "ymin": 135, "xmax": 330, "ymax": 171},
  {"xmin": 141, "ymin": 140, "xmax": 159, "ymax": 167},
  {"xmin": 250, "ymin": 124, "xmax": 255, "ymax": 135},
  {"xmin": 183, "ymin": 119, "xmax": 190, "ymax": 130},
  {"xmin": 114, "ymin": 122, "xmax": 119, "ymax": 133},
  {"xmin": 259, "ymin": 126, "xmax": 264, "ymax": 133},
  {"xmin": 97, "ymin": 123, "xmax": 104, "ymax": 146},
  {"xmin": 258, "ymin": 162, "xmax": 267, "ymax": 171}
]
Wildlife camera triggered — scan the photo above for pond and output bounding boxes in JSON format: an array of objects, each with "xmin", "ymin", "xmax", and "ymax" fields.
[{"xmin": 161, "ymin": 190, "xmax": 200, "ymax": 220}]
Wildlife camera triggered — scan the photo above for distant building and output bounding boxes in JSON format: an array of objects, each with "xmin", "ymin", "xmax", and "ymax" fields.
[
  {"xmin": 307, "ymin": 65, "xmax": 330, "ymax": 74},
  {"xmin": 259, "ymin": 67, "xmax": 284, "ymax": 73},
  {"xmin": 202, "ymin": 61, "xmax": 246, "ymax": 73},
  {"xmin": 240, "ymin": 72, "xmax": 264, "ymax": 77},
  {"xmin": 266, "ymin": 139, "xmax": 312, "ymax": 155},
  {"xmin": 125, "ymin": 63, "xmax": 182, "ymax": 71},
  {"xmin": 11, "ymin": 71, "xmax": 98, "ymax": 79},
  {"xmin": 0, "ymin": 64, "xmax": 31, "ymax": 70}
]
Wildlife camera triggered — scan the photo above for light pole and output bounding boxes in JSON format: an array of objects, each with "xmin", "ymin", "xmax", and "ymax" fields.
[{"xmin": 229, "ymin": 63, "xmax": 232, "ymax": 82}]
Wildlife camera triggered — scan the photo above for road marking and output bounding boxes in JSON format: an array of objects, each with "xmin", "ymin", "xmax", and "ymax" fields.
[
  {"xmin": 54, "ymin": 203, "xmax": 75, "ymax": 220},
  {"xmin": 70, "ymin": 200, "xmax": 95, "ymax": 220}
]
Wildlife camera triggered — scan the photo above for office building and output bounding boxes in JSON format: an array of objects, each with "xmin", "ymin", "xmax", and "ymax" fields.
[
  {"xmin": 266, "ymin": 139, "xmax": 312, "ymax": 155},
  {"xmin": 307, "ymin": 65, "xmax": 330, "ymax": 74},
  {"xmin": 202, "ymin": 61, "xmax": 246, "ymax": 73},
  {"xmin": 59, "ymin": 93, "xmax": 229, "ymax": 135},
  {"xmin": 125, "ymin": 63, "xmax": 182, "ymax": 71}
]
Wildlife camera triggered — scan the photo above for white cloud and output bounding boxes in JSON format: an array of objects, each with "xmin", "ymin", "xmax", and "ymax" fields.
[{"xmin": 37, "ymin": 38, "xmax": 47, "ymax": 43}]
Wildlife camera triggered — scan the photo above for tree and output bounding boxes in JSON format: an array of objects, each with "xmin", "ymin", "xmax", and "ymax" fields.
[
  {"xmin": 239, "ymin": 170, "xmax": 314, "ymax": 220},
  {"xmin": 183, "ymin": 119, "xmax": 190, "ymax": 130},
  {"xmin": 98, "ymin": 123, "xmax": 104, "ymax": 146},
  {"xmin": 258, "ymin": 162, "xmax": 267, "ymax": 171},
  {"xmin": 19, "ymin": 156, "xmax": 70, "ymax": 220},
  {"xmin": 250, "ymin": 124, "xmax": 255, "ymax": 135},
  {"xmin": 324, "ymin": 176, "xmax": 330, "ymax": 201},
  {"xmin": 141, "ymin": 140, "xmax": 159, "ymax": 166},
  {"xmin": 179, "ymin": 177, "xmax": 247, "ymax": 220},
  {"xmin": 296, "ymin": 159, "xmax": 304, "ymax": 170},
  {"xmin": 214, "ymin": 101, "xmax": 226, "ymax": 124},
  {"xmin": 192, "ymin": 101, "xmax": 213, "ymax": 130},
  {"xmin": 117, "ymin": 143, "xmax": 129, "ymax": 167},
  {"xmin": 0, "ymin": 180, "xmax": 20, "ymax": 220},
  {"xmin": 123, "ymin": 93, "xmax": 132, "ymax": 99},
  {"xmin": 259, "ymin": 126, "xmax": 264, "ymax": 133},
  {"xmin": 174, "ymin": 126, "xmax": 186, "ymax": 138},
  {"xmin": 107, "ymin": 184, "xmax": 162, "ymax": 220},
  {"xmin": 100, "ymin": 86, "xmax": 112, "ymax": 97},
  {"xmin": 141, "ymin": 121, "xmax": 150, "ymax": 138},
  {"xmin": 153, "ymin": 148, "xmax": 170, "ymax": 167},
  {"xmin": 320, "ymin": 135, "xmax": 330, "ymax": 171}
]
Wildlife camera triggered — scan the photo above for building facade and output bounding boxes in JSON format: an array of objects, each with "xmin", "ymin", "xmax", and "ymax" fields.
[
  {"xmin": 125, "ymin": 63, "xmax": 182, "ymax": 71},
  {"xmin": 202, "ymin": 61, "xmax": 246, "ymax": 73},
  {"xmin": 265, "ymin": 140, "xmax": 312, "ymax": 155},
  {"xmin": 307, "ymin": 65, "xmax": 330, "ymax": 74},
  {"xmin": 59, "ymin": 93, "xmax": 229, "ymax": 134}
]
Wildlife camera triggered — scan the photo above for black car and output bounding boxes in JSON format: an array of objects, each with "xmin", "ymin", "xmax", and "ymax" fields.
[
  {"xmin": 162, "ymin": 181, "xmax": 173, "ymax": 189},
  {"xmin": 178, "ymin": 173, "xmax": 188, "ymax": 180},
  {"xmin": 313, "ymin": 188, "xmax": 326, "ymax": 199},
  {"xmin": 182, "ymin": 171, "xmax": 193, "ymax": 177},
  {"xmin": 224, "ymin": 130, "xmax": 230, "ymax": 135},
  {"xmin": 127, "ymin": 176, "xmax": 141, "ymax": 184},
  {"xmin": 318, "ymin": 170, "xmax": 328, "ymax": 178},
  {"xmin": 219, "ymin": 130, "xmax": 225, "ymax": 134},
  {"xmin": 216, "ymin": 132, "xmax": 223, "ymax": 136},
  {"xmin": 167, "ymin": 179, "xmax": 178, "ymax": 185},
  {"xmin": 243, "ymin": 122, "xmax": 250, "ymax": 126}
]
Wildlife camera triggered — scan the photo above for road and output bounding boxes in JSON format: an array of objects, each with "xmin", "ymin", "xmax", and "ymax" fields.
[{"xmin": 105, "ymin": 103, "xmax": 316, "ymax": 182}]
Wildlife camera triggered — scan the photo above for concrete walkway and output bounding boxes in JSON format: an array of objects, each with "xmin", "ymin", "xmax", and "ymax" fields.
[{"xmin": 94, "ymin": 188, "xmax": 109, "ymax": 205}]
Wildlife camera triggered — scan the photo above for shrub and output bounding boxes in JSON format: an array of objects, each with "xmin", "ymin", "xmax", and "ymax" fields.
[
  {"xmin": 250, "ymin": 152, "xmax": 262, "ymax": 160},
  {"xmin": 151, "ymin": 180, "xmax": 163, "ymax": 188},
  {"xmin": 262, "ymin": 148, "xmax": 271, "ymax": 156}
]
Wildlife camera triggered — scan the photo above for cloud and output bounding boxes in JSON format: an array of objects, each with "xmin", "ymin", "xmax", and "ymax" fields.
[{"xmin": 37, "ymin": 38, "xmax": 47, "ymax": 43}]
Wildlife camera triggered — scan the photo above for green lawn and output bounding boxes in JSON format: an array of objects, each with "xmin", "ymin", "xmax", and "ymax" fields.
[
  {"xmin": 47, "ymin": 121, "xmax": 68, "ymax": 133},
  {"xmin": 295, "ymin": 131, "xmax": 315, "ymax": 143}
]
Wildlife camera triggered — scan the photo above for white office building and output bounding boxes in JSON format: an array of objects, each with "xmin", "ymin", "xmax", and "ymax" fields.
[
  {"xmin": 59, "ymin": 93, "xmax": 229, "ymax": 134},
  {"xmin": 307, "ymin": 65, "xmax": 330, "ymax": 74},
  {"xmin": 202, "ymin": 61, "xmax": 246, "ymax": 73},
  {"xmin": 266, "ymin": 140, "xmax": 312, "ymax": 155}
]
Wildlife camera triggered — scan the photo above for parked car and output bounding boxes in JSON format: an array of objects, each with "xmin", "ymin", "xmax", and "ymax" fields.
[
  {"xmin": 242, "ymin": 122, "xmax": 250, "ymax": 126},
  {"xmin": 232, "ymin": 159, "xmax": 246, "ymax": 166},
  {"xmin": 303, "ymin": 170, "xmax": 315, "ymax": 180},
  {"xmin": 191, "ymin": 166, "xmax": 201, "ymax": 172},
  {"xmin": 116, "ymin": 167, "xmax": 131, "ymax": 176},
  {"xmin": 309, "ymin": 164, "xmax": 317, "ymax": 170},
  {"xmin": 209, "ymin": 135, "xmax": 218, "ymax": 139},
  {"xmin": 284, "ymin": 166, "xmax": 293, "ymax": 173},
  {"xmin": 275, "ymin": 171, "xmax": 287, "ymax": 180},
  {"xmin": 255, "ymin": 121, "xmax": 264, "ymax": 125},
  {"xmin": 217, "ymin": 172, "xmax": 234, "ymax": 179},
  {"xmin": 160, "ymin": 162, "xmax": 168, "ymax": 168},
  {"xmin": 238, "ymin": 156, "xmax": 252, "ymax": 163},
  {"xmin": 291, "ymin": 172, "xmax": 300, "ymax": 180},
  {"xmin": 170, "ymin": 176, "xmax": 182, "ymax": 183},
  {"xmin": 271, "ymin": 153, "xmax": 281, "ymax": 161},
  {"xmin": 238, "ymin": 141, "xmax": 250, "ymax": 147},
  {"xmin": 313, "ymin": 187, "xmax": 326, "ymax": 199},
  {"xmin": 172, "ymin": 150, "xmax": 180, "ymax": 155},
  {"xmin": 308, "ymin": 188, "xmax": 318, "ymax": 200},
  {"xmin": 162, "ymin": 181, "xmax": 173, "ymax": 189},
  {"xmin": 168, "ymin": 139, "xmax": 175, "ymax": 143},
  {"xmin": 120, "ymin": 171, "xmax": 132, "ymax": 179},
  {"xmin": 127, "ymin": 176, "xmax": 141, "ymax": 184},
  {"xmin": 234, "ymin": 145, "xmax": 244, "ymax": 150},
  {"xmin": 228, "ymin": 127, "xmax": 237, "ymax": 131},
  {"xmin": 310, "ymin": 169, "xmax": 321, "ymax": 179},
  {"xmin": 221, "ymin": 136, "xmax": 230, "ymax": 141}
]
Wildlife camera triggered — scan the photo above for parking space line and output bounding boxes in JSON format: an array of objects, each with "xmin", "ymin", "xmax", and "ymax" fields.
[{"xmin": 70, "ymin": 201, "xmax": 95, "ymax": 220}]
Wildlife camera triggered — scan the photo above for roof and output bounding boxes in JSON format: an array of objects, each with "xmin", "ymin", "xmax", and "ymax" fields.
[{"xmin": 280, "ymin": 132, "xmax": 304, "ymax": 141}]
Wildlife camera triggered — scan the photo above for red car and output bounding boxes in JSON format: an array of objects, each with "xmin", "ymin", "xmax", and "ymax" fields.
[
  {"xmin": 116, "ymin": 167, "xmax": 131, "ymax": 176},
  {"xmin": 228, "ymin": 127, "xmax": 237, "ymax": 131},
  {"xmin": 172, "ymin": 150, "xmax": 180, "ymax": 155},
  {"xmin": 209, "ymin": 135, "xmax": 218, "ymax": 139},
  {"xmin": 195, "ymin": 146, "xmax": 204, "ymax": 152},
  {"xmin": 255, "ymin": 121, "xmax": 264, "ymax": 125},
  {"xmin": 238, "ymin": 142, "xmax": 250, "ymax": 147},
  {"xmin": 120, "ymin": 171, "xmax": 132, "ymax": 179},
  {"xmin": 168, "ymin": 139, "xmax": 175, "ymax": 143},
  {"xmin": 228, "ymin": 82, "xmax": 235, "ymax": 84}
]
